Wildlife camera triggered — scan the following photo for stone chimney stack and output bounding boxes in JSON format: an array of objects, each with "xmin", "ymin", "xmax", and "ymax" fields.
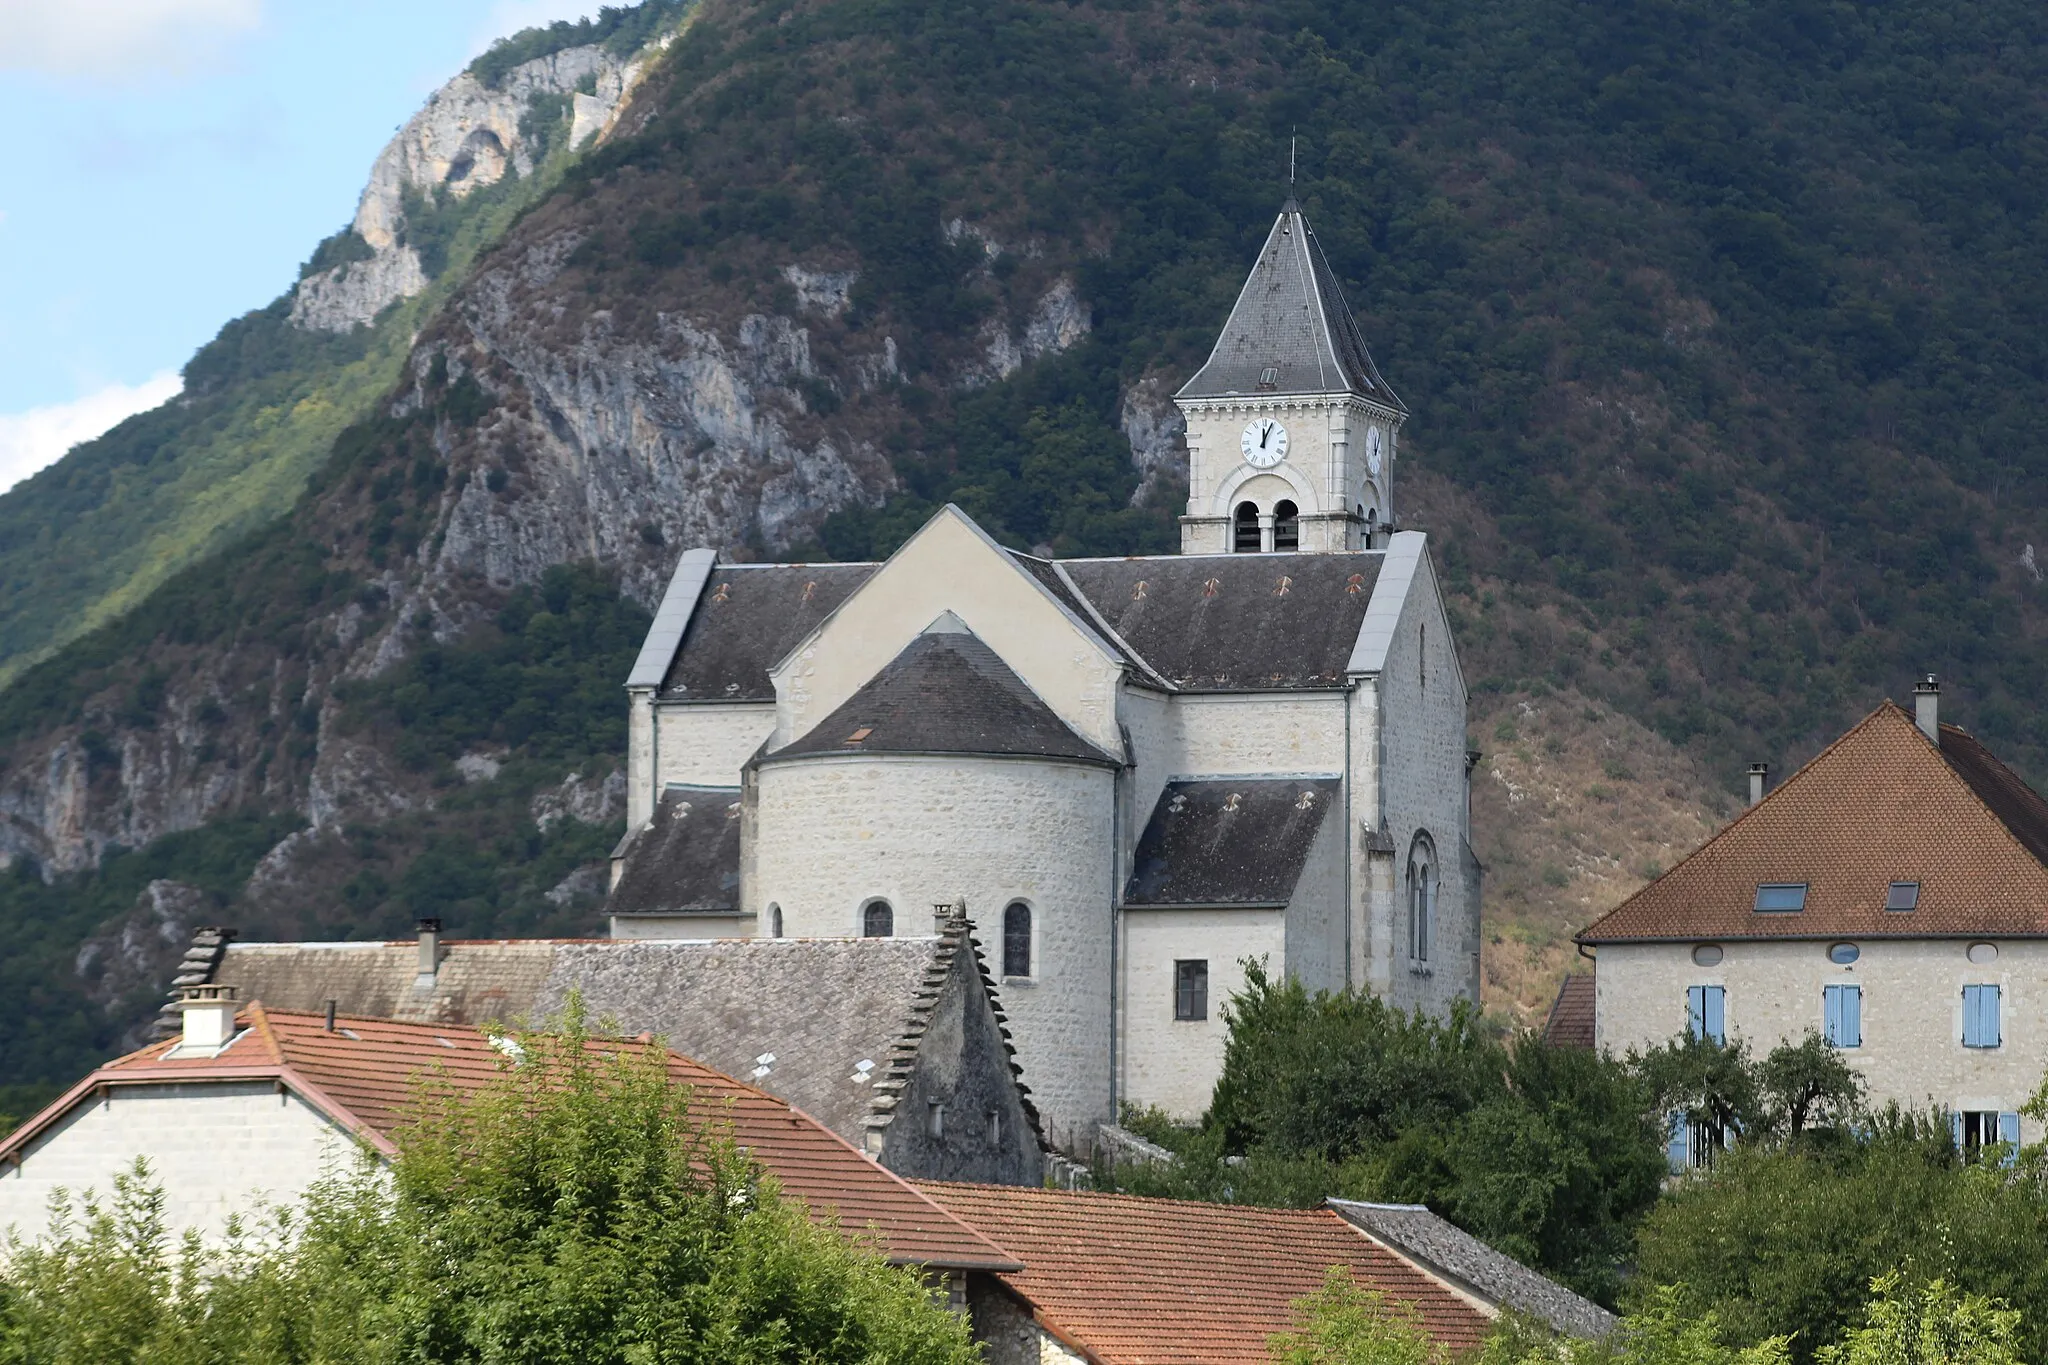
[
  {"xmin": 176, "ymin": 983, "xmax": 238, "ymax": 1052},
  {"xmin": 1747, "ymin": 763, "xmax": 1769, "ymax": 807},
  {"xmin": 416, "ymin": 918, "xmax": 442, "ymax": 980},
  {"xmin": 1914, "ymin": 675, "xmax": 1940, "ymax": 742}
]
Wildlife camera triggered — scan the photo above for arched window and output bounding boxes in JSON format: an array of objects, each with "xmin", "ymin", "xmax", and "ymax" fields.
[
  {"xmin": 1273, "ymin": 500, "xmax": 1299, "ymax": 551},
  {"xmin": 1407, "ymin": 833, "xmax": 1437, "ymax": 964},
  {"xmin": 863, "ymin": 900, "xmax": 893, "ymax": 938},
  {"xmin": 1232, "ymin": 501, "xmax": 1261, "ymax": 553},
  {"xmin": 1003, "ymin": 902, "xmax": 1032, "ymax": 978},
  {"xmin": 768, "ymin": 903, "xmax": 783, "ymax": 938},
  {"xmin": 1365, "ymin": 507, "xmax": 1379, "ymax": 547}
]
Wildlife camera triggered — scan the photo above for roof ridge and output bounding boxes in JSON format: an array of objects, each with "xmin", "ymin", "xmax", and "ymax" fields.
[
  {"xmin": 1933, "ymin": 721, "xmax": 2048, "ymax": 868},
  {"xmin": 243, "ymin": 1001, "xmax": 285, "ymax": 1066},
  {"xmin": 1577, "ymin": 702, "xmax": 1914, "ymax": 942}
]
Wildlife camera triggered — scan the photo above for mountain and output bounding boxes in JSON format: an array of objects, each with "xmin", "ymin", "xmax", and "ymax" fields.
[
  {"xmin": 4, "ymin": 0, "xmax": 2048, "ymax": 1092},
  {"xmin": 0, "ymin": 3, "xmax": 690, "ymax": 689}
]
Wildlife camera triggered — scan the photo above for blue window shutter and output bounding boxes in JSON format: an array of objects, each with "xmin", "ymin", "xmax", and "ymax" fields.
[
  {"xmin": 1704, "ymin": 986, "xmax": 1726, "ymax": 1045},
  {"xmin": 1964, "ymin": 986, "xmax": 1985, "ymax": 1047},
  {"xmin": 1843, "ymin": 986, "xmax": 1862, "ymax": 1048},
  {"xmin": 2001, "ymin": 1111, "xmax": 2021, "ymax": 1154},
  {"xmin": 1824, "ymin": 986, "xmax": 1842, "ymax": 1044},
  {"xmin": 1687, "ymin": 986, "xmax": 1706, "ymax": 1041},
  {"xmin": 1951, "ymin": 1111, "xmax": 1964, "ymax": 1150},
  {"xmin": 1667, "ymin": 1112, "xmax": 1690, "ymax": 1172},
  {"xmin": 1992, "ymin": 986, "xmax": 2003, "ymax": 1047}
]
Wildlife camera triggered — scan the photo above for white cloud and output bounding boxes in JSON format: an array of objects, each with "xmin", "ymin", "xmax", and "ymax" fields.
[
  {"xmin": 0, "ymin": 372, "xmax": 182, "ymax": 495},
  {"xmin": 0, "ymin": 0, "xmax": 263, "ymax": 82}
]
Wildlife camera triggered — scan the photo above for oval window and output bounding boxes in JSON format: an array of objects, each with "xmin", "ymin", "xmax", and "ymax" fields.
[
  {"xmin": 1692, "ymin": 944, "xmax": 1724, "ymax": 966},
  {"xmin": 1969, "ymin": 942, "xmax": 1999, "ymax": 965},
  {"xmin": 1828, "ymin": 942, "xmax": 1860, "ymax": 965}
]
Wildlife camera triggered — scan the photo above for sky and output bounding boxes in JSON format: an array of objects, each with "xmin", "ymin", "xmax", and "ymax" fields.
[{"xmin": 0, "ymin": 0, "xmax": 615, "ymax": 491}]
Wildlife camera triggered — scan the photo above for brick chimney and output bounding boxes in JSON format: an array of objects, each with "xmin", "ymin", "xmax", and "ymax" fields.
[
  {"xmin": 1914, "ymin": 675, "xmax": 1940, "ymax": 742},
  {"xmin": 1747, "ymin": 763, "xmax": 1769, "ymax": 807},
  {"xmin": 175, "ymin": 983, "xmax": 238, "ymax": 1052}
]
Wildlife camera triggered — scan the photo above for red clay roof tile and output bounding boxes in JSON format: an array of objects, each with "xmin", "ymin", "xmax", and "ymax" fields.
[
  {"xmin": 916, "ymin": 1182, "xmax": 1492, "ymax": 1364},
  {"xmin": 1580, "ymin": 703, "xmax": 2048, "ymax": 943},
  {"xmin": 23, "ymin": 1006, "xmax": 1015, "ymax": 1272}
]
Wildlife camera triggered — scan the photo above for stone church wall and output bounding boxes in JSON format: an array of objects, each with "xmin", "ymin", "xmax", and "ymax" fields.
[
  {"xmin": 1120, "ymin": 906, "xmax": 1286, "ymax": 1120},
  {"xmin": 1170, "ymin": 692, "xmax": 1346, "ymax": 777},
  {"xmin": 651, "ymin": 701, "xmax": 773, "ymax": 790},
  {"xmin": 1373, "ymin": 555, "xmax": 1481, "ymax": 1016},
  {"xmin": 750, "ymin": 754, "xmax": 1115, "ymax": 1142}
]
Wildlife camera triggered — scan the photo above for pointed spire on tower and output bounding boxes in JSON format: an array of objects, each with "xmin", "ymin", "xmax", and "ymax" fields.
[{"xmin": 1175, "ymin": 202, "xmax": 1403, "ymax": 409}]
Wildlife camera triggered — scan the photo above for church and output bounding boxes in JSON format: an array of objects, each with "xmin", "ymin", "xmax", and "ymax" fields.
[{"xmin": 606, "ymin": 200, "xmax": 1482, "ymax": 1146}]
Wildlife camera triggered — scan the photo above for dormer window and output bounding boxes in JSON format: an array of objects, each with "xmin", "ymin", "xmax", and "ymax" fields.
[
  {"xmin": 1754, "ymin": 883, "xmax": 1808, "ymax": 913},
  {"xmin": 1257, "ymin": 367, "xmax": 1279, "ymax": 390},
  {"xmin": 1886, "ymin": 881, "xmax": 1920, "ymax": 912}
]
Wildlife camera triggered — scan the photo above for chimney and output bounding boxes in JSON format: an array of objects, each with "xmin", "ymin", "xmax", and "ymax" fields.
[
  {"xmin": 416, "ymin": 918, "xmax": 442, "ymax": 979},
  {"xmin": 1914, "ymin": 675, "xmax": 1940, "ymax": 741},
  {"xmin": 324, "ymin": 999, "xmax": 337, "ymax": 1032},
  {"xmin": 1747, "ymin": 763, "xmax": 1769, "ymax": 807},
  {"xmin": 175, "ymin": 983, "xmax": 238, "ymax": 1051}
]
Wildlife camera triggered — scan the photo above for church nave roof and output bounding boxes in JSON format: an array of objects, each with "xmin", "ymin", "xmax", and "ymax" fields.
[
  {"xmin": 1123, "ymin": 777, "xmax": 1342, "ymax": 908},
  {"xmin": 659, "ymin": 561, "xmax": 876, "ymax": 702}
]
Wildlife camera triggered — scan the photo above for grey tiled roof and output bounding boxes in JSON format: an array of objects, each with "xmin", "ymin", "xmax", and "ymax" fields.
[
  {"xmin": 607, "ymin": 785, "xmax": 743, "ymax": 916},
  {"xmin": 1177, "ymin": 200, "xmax": 1403, "ymax": 407},
  {"xmin": 1327, "ymin": 1200, "xmax": 1618, "ymax": 1340},
  {"xmin": 1124, "ymin": 778, "xmax": 1340, "ymax": 908},
  {"xmin": 658, "ymin": 562, "xmax": 876, "ymax": 701},
  {"xmin": 770, "ymin": 627, "xmax": 1116, "ymax": 765},
  {"xmin": 1059, "ymin": 553, "xmax": 1386, "ymax": 691}
]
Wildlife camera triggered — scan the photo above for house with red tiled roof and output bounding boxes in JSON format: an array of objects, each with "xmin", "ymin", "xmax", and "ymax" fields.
[
  {"xmin": 914, "ymin": 1183, "xmax": 1613, "ymax": 1364},
  {"xmin": 1578, "ymin": 680, "xmax": 2048, "ymax": 1161},
  {"xmin": 0, "ymin": 987, "xmax": 1016, "ymax": 1279}
]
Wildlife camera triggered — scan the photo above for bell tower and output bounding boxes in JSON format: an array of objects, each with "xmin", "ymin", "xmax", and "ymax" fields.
[{"xmin": 1174, "ymin": 200, "xmax": 1406, "ymax": 554}]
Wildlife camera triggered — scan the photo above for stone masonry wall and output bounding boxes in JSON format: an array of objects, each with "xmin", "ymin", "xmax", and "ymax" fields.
[
  {"xmin": 1120, "ymin": 906, "xmax": 1286, "ymax": 1120},
  {"xmin": 751, "ymin": 755, "xmax": 1115, "ymax": 1144}
]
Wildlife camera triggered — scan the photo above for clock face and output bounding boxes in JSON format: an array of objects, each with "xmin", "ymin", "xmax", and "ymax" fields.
[
  {"xmin": 1241, "ymin": 417, "xmax": 1289, "ymax": 468},
  {"xmin": 1366, "ymin": 426, "xmax": 1384, "ymax": 476}
]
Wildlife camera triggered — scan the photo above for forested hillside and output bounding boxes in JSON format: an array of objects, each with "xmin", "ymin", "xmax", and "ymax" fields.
[{"xmin": 4, "ymin": 0, "xmax": 2048, "ymax": 1087}]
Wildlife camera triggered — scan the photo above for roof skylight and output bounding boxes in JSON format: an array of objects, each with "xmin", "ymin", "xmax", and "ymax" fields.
[{"xmin": 1753, "ymin": 883, "xmax": 1808, "ymax": 913}]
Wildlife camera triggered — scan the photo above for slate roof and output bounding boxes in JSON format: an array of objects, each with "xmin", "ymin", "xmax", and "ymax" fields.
[
  {"xmin": 1579, "ymin": 702, "xmax": 2048, "ymax": 943},
  {"xmin": 607, "ymin": 785, "xmax": 742, "ymax": 916},
  {"xmin": 1327, "ymin": 1200, "xmax": 1617, "ymax": 1340},
  {"xmin": 657, "ymin": 562, "xmax": 876, "ymax": 702},
  {"xmin": 1058, "ymin": 552, "xmax": 1386, "ymax": 691},
  {"xmin": 917, "ymin": 1183, "xmax": 1490, "ymax": 1363},
  {"xmin": 4, "ymin": 1005, "xmax": 1018, "ymax": 1271},
  {"xmin": 769, "ymin": 627, "xmax": 1115, "ymax": 765},
  {"xmin": 1178, "ymin": 200, "xmax": 1403, "ymax": 408},
  {"xmin": 198, "ymin": 933, "xmax": 1035, "ymax": 1156},
  {"xmin": 1543, "ymin": 973, "xmax": 1595, "ymax": 1050},
  {"xmin": 1124, "ymin": 778, "xmax": 1340, "ymax": 908}
]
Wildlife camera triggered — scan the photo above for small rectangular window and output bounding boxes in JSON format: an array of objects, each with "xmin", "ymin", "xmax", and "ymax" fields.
[
  {"xmin": 927, "ymin": 1101, "xmax": 945, "ymax": 1139},
  {"xmin": 1886, "ymin": 881, "xmax": 1920, "ymax": 912},
  {"xmin": 1174, "ymin": 960, "xmax": 1209, "ymax": 1021},
  {"xmin": 1754, "ymin": 883, "xmax": 1808, "ymax": 913},
  {"xmin": 1963, "ymin": 984, "xmax": 2002, "ymax": 1048},
  {"xmin": 1687, "ymin": 984, "xmax": 1726, "ymax": 1045},
  {"xmin": 1823, "ymin": 984, "xmax": 1862, "ymax": 1048},
  {"xmin": 987, "ymin": 1110, "xmax": 1001, "ymax": 1146},
  {"xmin": 1956, "ymin": 1110, "xmax": 2020, "ymax": 1163}
]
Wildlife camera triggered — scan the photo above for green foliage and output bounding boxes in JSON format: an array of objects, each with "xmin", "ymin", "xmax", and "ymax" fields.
[
  {"xmin": 468, "ymin": 0, "xmax": 693, "ymax": 89},
  {"xmin": 0, "ymin": 814, "xmax": 298, "ymax": 1089},
  {"xmin": 336, "ymin": 563, "xmax": 648, "ymax": 770},
  {"xmin": 1758, "ymin": 1031, "xmax": 1868, "ymax": 1138},
  {"xmin": 1107, "ymin": 964, "xmax": 1665, "ymax": 1303},
  {"xmin": 1269, "ymin": 1266, "xmax": 1444, "ymax": 1365},
  {"xmin": 1632, "ymin": 1117, "xmax": 2048, "ymax": 1363},
  {"xmin": 0, "ymin": 1008, "xmax": 980, "ymax": 1363},
  {"xmin": 1818, "ymin": 1275, "xmax": 2023, "ymax": 1365}
]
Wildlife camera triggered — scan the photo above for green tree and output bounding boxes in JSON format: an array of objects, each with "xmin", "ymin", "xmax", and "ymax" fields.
[
  {"xmin": 1818, "ymin": 1275, "xmax": 2022, "ymax": 1365},
  {"xmin": 1758, "ymin": 1031, "xmax": 1866, "ymax": 1140},
  {"xmin": 1631, "ymin": 1034, "xmax": 1763, "ymax": 1149},
  {"xmin": 1269, "ymin": 1266, "xmax": 1444, "ymax": 1365},
  {"xmin": 0, "ymin": 1006, "xmax": 979, "ymax": 1364}
]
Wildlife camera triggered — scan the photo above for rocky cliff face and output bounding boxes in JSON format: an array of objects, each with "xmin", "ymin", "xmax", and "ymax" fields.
[{"xmin": 290, "ymin": 40, "xmax": 663, "ymax": 334}]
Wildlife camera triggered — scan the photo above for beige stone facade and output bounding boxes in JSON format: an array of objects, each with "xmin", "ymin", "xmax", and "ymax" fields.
[{"xmin": 1595, "ymin": 937, "xmax": 2048, "ymax": 1136}]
